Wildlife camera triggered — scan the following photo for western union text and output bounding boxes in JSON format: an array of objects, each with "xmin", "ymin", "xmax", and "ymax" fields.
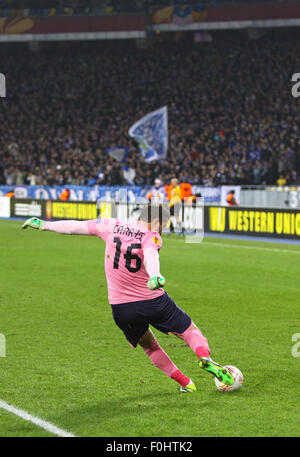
[
  {"xmin": 52, "ymin": 202, "xmax": 97, "ymax": 220},
  {"xmin": 209, "ymin": 207, "xmax": 300, "ymax": 236}
]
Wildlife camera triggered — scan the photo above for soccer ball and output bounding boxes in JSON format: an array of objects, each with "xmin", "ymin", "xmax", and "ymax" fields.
[{"xmin": 215, "ymin": 365, "xmax": 244, "ymax": 392}]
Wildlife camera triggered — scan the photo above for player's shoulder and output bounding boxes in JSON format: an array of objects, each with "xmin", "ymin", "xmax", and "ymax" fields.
[
  {"xmin": 142, "ymin": 230, "xmax": 162, "ymax": 249},
  {"xmin": 94, "ymin": 217, "xmax": 118, "ymax": 236},
  {"xmin": 97, "ymin": 217, "xmax": 117, "ymax": 228}
]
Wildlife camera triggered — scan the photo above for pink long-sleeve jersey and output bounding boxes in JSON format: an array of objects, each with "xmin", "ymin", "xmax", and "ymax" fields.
[{"xmin": 44, "ymin": 218, "xmax": 164, "ymax": 305}]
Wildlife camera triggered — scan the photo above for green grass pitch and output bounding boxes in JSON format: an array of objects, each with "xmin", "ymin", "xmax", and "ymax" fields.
[{"xmin": 0, "ymin": 219, "xmax": 299, "ymax": 437}]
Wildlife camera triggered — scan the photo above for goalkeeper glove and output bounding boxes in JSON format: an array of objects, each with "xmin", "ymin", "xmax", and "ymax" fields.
[
  {"xmin": 147, "ymin": 276, "xmax": 166, "ymax": 290},
  {"xmin": 22, "ymin": 217, "xmax": 46, "ymax": 231}
]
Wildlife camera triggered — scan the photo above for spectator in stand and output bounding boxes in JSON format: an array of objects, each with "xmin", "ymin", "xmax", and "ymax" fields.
[{"xmin": 147, "ymin": 178, "xmax": 167, "ymax": 203}]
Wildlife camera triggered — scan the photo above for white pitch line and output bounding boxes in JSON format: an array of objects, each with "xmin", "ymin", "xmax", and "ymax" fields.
[
  {"xmin": 0, "ymin": 399, "xmax": 76, "ymax": 437},
  {"xmin": 202, "ymin": 241, "xmax": 300, "ymax": 254}
]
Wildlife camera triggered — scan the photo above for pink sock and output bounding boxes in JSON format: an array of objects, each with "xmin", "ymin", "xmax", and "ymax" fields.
[
  {"xmin": 171, "ymin": 369, "xmax": 190, "ymax": 388},
  {"xmin": 143, "ymin": 339, "xmax": 190, "ymax": 387},
  {"xmin": 182, "ymin": 322, "xmax": 210, "ymax": 359}
]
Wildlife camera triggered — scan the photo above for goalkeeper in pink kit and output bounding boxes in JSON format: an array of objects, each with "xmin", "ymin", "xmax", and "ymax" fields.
[{"xmin": 22, "ymin": 205, "xmax": 233, "ymax": 392}]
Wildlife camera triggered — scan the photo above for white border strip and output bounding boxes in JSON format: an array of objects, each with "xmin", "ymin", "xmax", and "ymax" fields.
[
  {"xmin": 152, "ymin": 18, "xmax": 300, "ymax": 32},
  {"xmin": 0, "ymin": 30, "xmax": 145, "ymax": 42},
  {"xmin": 0, "ymin": 399, "xmax": 76, "ymax": 437}
]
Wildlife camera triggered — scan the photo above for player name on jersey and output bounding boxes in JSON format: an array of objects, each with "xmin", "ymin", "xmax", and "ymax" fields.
[{"xmin": 112, "ymin": 223, "xmax": 146, "ymax": 241}]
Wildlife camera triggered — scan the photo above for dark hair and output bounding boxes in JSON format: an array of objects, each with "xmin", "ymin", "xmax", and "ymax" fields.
[{"xmin": 139, "ymin": 204, "xmax": 170, "ymax": 225}]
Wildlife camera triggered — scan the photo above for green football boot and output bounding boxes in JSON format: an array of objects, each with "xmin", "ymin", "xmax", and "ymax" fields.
[
  {"xmin": 178, "ymin": 379, "xmax": 196, "ymax": 393},
  {"xmin": 199, "ymin": 357, "xmax": 234, "ymax": 386}
]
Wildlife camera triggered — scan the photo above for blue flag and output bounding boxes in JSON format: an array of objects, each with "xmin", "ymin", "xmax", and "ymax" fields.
[
  {"xmin": 128, "ymin": 106, "xmax": 168, "ymax": 163},
  {"xmin": 105, "ymin": 146, "xmax": 129, "ymax": 163}
]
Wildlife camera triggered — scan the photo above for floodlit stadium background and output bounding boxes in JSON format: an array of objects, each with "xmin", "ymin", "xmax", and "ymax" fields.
[{"xmin": 0, "ymin": 0, "xmax": 300, "ymax": 439}]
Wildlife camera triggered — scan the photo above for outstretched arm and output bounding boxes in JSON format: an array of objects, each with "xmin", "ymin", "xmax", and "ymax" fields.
[
  {"xmin": 22, "ymin": 217, "xmax": 91, "ymax": 235},
  {"xmin": 44, "ymin": 220, "xmax": 90, "ymax": 235}
]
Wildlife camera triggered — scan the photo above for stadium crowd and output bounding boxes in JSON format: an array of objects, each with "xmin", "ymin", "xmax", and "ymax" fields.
[{"xmin": 0, "ymin": 30, "xmax": 299, "ymax": 188}]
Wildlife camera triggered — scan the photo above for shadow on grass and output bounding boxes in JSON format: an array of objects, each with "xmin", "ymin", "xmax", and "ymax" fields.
[{"xmin": 51, "ymin": 391, "xmax": 212, "ymax": 436}]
